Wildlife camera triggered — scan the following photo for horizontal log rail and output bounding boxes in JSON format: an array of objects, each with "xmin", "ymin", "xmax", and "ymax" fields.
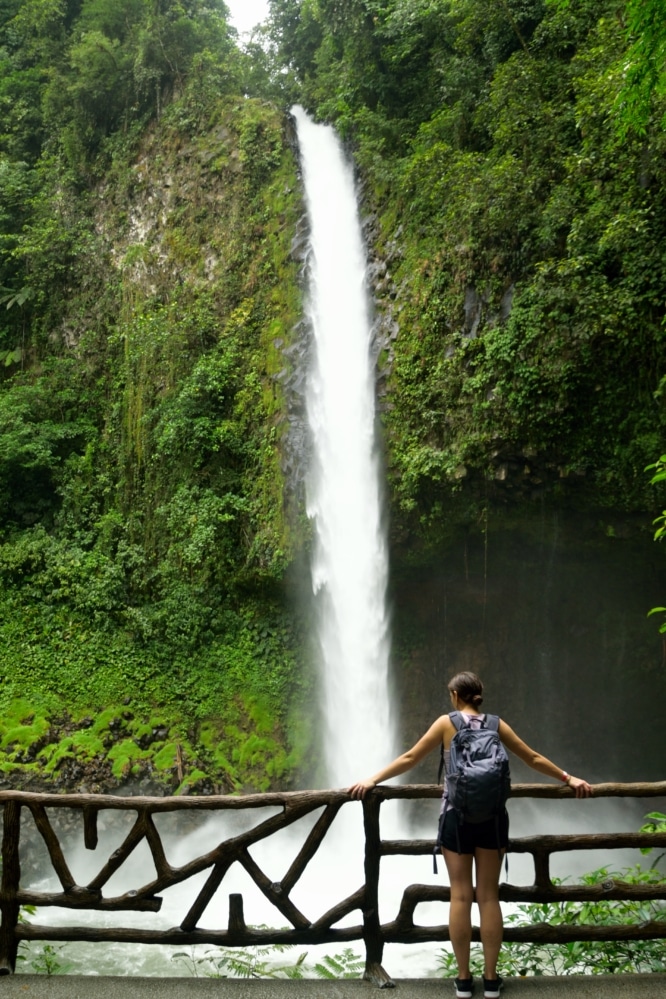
[{"xmin": 0, "ymin": 782, "xmax": 664, "ymax": 987}]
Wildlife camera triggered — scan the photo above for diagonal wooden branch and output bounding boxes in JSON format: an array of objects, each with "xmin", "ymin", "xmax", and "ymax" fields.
[
  {"xmin": 238, "ymin": 847, "xmax": 311, "ymax": 930},
  {"xmin": 311, "ymin": 885, "xmax": 365, "ymax": 932},
  {"xmin": 280, "ymin": 802, "xmax": 343, "ymax": 895},
  {"xmin": 180, "ymin": 858, "xmax": 233, "ymax": 933},
  {"xmin": 86, "ymin": 811, "xmax": 149, "ymax": 892},
  {"xmin": 143, "ymin": 812, "xmax": 173, "ymax": 881},
  {"xmin": 24, "ymin": 800, "xmax": 325, "ymax": 914},
  {"xmin": 28, "ymin": 804, "xmax": 77, "ymax": 892},
  {"xmin": 149, "ymin": 800, "xmax": 333, "ymax": 926},
  {"xmin": 118, "ymin": 799, "xmax": 317, "ymax": 900}
]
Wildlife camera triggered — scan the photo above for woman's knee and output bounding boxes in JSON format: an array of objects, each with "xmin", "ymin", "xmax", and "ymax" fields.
[
  {"xmin": 474, "ymin": 877, "xmax": 500, "ymax": 905},
  {"xmin": 450, "ymin": 884, "xmax": 475, "ymax": 906},
  {"xmin": 476, "ymin": 896, "xmax": 500, "ymax": 913}
]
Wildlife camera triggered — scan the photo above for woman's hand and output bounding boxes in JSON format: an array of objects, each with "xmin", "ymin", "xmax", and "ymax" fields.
[
  {"xmin": 568, "ymin": 775, "xmax": 593, "ymax": 798},
  {"xmin": 348, "ymin": 778, "xmax": 376, "ymax": 800}
]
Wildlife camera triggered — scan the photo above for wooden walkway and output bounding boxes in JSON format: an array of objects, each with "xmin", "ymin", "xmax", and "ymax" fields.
[{"xmin": 2, "ymin": 977, "xmax": 666, "ymax": 997}]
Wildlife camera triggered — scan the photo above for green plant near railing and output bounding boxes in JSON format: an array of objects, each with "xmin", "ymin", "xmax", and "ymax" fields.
[
  {"xmin": 437, "ymin": 864, "xmax": 666, "ymax": 978},
  {"xmin": 172, "ymin": 942, "xmax": 307, "ymax": 979},
  {"xmin": 647, "ymin": 454, "xmax": 666, "ymax": 633},
  {"xmin": 170, "ymin": 943, "xmax": 364, "ymax": 980},
  {"xmin": 640, "ymin": 812, "xmax": 666, "ymax": 868},
  {"xmin": 20, "ymin": 944, "xmax": 73, "ymax": 977}
]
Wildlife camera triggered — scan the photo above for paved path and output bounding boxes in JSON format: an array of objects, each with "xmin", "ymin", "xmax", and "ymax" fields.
[{"xmin": 1, "ymin": 977, "xmax": 665, "ymax": 997}]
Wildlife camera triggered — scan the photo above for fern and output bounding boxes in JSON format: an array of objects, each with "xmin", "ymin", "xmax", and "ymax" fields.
[{"xmin": 312, "ymin": 949, "xmax": 365, "ymax": 980}]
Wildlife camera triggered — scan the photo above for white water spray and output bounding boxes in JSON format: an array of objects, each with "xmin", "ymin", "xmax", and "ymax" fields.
[{"xmin": 292, "ymin": 106, "xmax": 395, "ymax": 788}]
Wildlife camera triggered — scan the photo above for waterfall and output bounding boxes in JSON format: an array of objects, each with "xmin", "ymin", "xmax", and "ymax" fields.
[{"xmin": 292, "ymin": 106, "xmax": 395, "ymax": 788}]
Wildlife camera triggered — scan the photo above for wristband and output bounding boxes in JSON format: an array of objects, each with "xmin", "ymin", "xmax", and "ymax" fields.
[{"xmin": 561, "ymin": 771, "xmax": 571, "ymax": 783}]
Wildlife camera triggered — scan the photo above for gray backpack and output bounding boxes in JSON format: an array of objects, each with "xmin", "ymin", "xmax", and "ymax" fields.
[{"xmin": 444, "ymin": 711, "xmax": 511, "ymax": 824}]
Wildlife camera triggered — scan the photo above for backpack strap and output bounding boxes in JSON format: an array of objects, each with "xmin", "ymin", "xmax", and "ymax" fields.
[
  {"xmin": 448, "ymin": 710, "xmax": 466, "ymax": 731},
  {"xmin": 439, "ymin": 712, "xmax": 463, "ymax": 782},
  {"xmin": 450, "ymin": 711, "xmax": 501, "ymax": 731},
  {"xmin": 439, "ymin": 711, "xmax": 465, "ymax": 782}
]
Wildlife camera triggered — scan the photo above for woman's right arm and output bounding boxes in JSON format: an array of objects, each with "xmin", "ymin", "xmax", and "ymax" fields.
[
  {"xmin": 348, "ymin": 715, "xmax": 449, "ymax": 799},
  {"xmin": 499, "ymin": 720, "xmax": 593, "ymax": 797}
]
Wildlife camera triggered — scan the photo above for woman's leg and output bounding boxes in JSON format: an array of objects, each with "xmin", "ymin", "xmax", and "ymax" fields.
[
  {"xmin": 442, "ymin": 848, "xmax": 475, "ymax": 979},
  {"xmin": 474, "ymin": 847, "xmax": 504, "ymax": 980}
]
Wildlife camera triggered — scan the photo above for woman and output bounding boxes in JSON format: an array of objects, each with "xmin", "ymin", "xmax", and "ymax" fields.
[{"xmin": 348, "ymin": 671, "xmax": 592, "ymax": 999}]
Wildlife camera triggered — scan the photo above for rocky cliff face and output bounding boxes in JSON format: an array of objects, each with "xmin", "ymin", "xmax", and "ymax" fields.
[{"xmin": 391, "ymin": 509, "xmax": 666, "ymax": 788}]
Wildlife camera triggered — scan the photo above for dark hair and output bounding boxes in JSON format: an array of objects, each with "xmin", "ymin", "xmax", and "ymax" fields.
[{"xmin": 447, "ymin": 671, "xmax": 484, "ymax": 708}]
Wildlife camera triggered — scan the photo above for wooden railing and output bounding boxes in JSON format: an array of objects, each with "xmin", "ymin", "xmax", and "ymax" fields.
[{"xmin": 1, "ymin": 783, "xmax": 665, "ymax": 987}]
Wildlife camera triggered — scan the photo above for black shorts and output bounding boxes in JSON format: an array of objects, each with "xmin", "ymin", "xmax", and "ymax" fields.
[{"xmin": 438, "ymin": 808, "xmax": 509, "ymax": 854}]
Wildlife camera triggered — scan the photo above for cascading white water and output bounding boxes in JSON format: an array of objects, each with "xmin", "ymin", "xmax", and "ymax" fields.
[{"xmin": 292, "ymin": 106, "xmax": 395, "ymax": 787}]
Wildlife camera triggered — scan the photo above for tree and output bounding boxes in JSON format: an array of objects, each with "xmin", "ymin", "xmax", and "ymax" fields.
[{"xmin": 619, "ymin": 0, "xmax": 666, "ymax": 134}]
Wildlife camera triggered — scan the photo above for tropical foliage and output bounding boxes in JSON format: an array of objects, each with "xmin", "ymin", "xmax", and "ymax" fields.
[
  {"xmin": 0, "ymin": 0, "xmax": 310, "ymax": 790},
  {"xmin": 2, "ymin": 0, "xmax": 666, "ymax": 787},
  {"xmin": 268, "ymin": 0, "xmax": 666, "ymax": 547}
]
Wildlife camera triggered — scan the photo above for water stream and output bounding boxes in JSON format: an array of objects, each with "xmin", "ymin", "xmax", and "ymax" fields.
[{"xmin": 292, "ymin": 104, "xmax": 395, "ymax": 788}]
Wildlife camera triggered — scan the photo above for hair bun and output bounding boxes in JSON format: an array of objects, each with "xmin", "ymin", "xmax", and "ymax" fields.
[{"xmin": 447, "ymin": 672, "xmax": 484, "ymax": 708}]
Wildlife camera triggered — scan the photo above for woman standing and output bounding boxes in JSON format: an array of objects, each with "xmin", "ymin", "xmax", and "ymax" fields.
[{"xmin": 348, "ymin": 671, "xmax": 592, "ymax": 999}]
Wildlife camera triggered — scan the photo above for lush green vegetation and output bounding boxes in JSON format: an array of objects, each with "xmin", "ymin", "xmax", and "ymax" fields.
[
  {"xmin": 647, "ymin": 454, "xmax": 666, "ymax": 632},
  {"xmin": 2, "ymin": 0, "xmax": 666, "ymax": 789},
  {"xmin": 267, "ymin": 0, "xmax": 666, "ymax": 550},
  {"xmin": 0, "ymin": 0, "xmax": 313, "ymax": 790}
]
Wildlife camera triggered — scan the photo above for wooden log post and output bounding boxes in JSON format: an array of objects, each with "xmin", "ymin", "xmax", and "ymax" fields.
[
  {"xmin": 362, "ymin": 794, "xmax": 394, "ymax": 989},
  {"xmin": 0, "ymin": 801, "xmax": 21, "ymax": 974},
  {"xmin": 228, "ymin": 894, "xmax": 246, "ymax": 934},
  {"xmin": 83, "ymin": 806, "xmax": 99, "ymax": 850},
  {"xmin": 533, "ymin": 849, "xmax": 552, "ymax": 889}
]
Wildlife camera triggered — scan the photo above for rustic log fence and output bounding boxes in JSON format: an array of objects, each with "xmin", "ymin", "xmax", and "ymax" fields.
[{"xmin": 1, "ymin": 783, "xmax": 665, "ymax": 987}]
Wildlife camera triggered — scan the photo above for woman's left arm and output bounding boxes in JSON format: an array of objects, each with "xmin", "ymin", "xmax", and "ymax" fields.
[{"xmin": 499, "ymin": 721, "xmax": 593, "ymax": 798}]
